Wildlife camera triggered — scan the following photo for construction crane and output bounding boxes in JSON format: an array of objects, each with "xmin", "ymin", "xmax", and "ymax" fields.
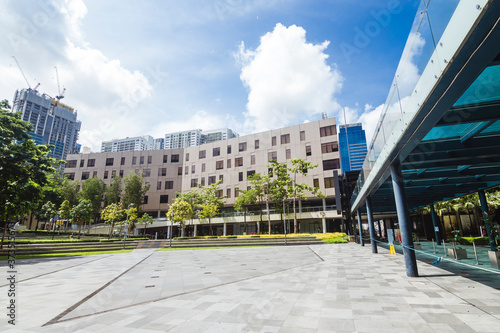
[
  {"xmin": 54, "ymin": 66, "xmax": 66, "ymax": 100},
  {"xmin": 12, "ymin": 56, "xmax": 31, "ymax": 89}
]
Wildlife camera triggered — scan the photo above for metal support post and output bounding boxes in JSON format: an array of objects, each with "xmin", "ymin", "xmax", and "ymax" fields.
[
  {"xmin": 478, "ymin": 189, "xmax": 496, "ymax": 251},
  {"xmin": 366, "ymin": 197, "xmax": 377, "ymax": 253},
  {"xmin": 430, "ymin": 205, "xmax": 441, "ymax": 245},
  {"xmin": 357, "ymin": 210, "xmax": 364, "ymax": 247},
  {"xmin": 390, "ymin": 162, "xmax": 418, "ymax": 277}
]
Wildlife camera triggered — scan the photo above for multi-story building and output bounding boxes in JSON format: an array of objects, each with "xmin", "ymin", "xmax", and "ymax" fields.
[
  {"xmin": 164, "ymin": 129, "xmax": 202, "ymax": 149},
  {"xmin": 201, "ymin": 128, "xmax": 238, "ymax": 144},
  {"xmin": 101, "ymin": 135, "xmax": 154, "ymax": 153},
  {"xmin": 338, "ymin": 123, "xmax": 368, "ymax": 173},
  {"xmin": 153, "ymin": 138, "xmax": 164, "ymax": 150},
  {"xmin": 12, "ymin": 88, "xmax": 81, "ymax": 162},
  {"xmin": 65, "ymin": 117, "xmax": 343, "ymax": 236}
]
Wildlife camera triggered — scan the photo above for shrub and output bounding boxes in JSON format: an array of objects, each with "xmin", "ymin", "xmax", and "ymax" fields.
[
  {"xmin": 250, "ymin": 235, "xmax": 260, "ymax": 238},
  {"xmin": 206, "ymin": 236, "xmax": 218, "ymax": 239},
  {"xmin": 174, "ymin": 237, "xmax": 191, "ymax": 240},
  {"xmin": 459, "ymin": 237, "xmax": 489, "ymax": 245},
  {"xmin": 325, "ymin": 237, "xmax": 348, "ymax": 244}
]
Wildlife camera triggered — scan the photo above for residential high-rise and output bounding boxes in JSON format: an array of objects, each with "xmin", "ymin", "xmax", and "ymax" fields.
[
  {"xmin": 12, "ymin": 88, "xmax": 81, "ymax": 162},
  {"xmin": 101, "ymin": 135, "xmax": 154, "ymax": 152},
  {"xmin": 201, "ymin": 128, "xmax": 238, "ymax": 144},
  {"xmin": 153, "ymin": 138, "xmax": 164, "ymax": 150},
  {"xmin": 338, "ymin": 123, "xmax": 368, "ymax": 173},
  {"xmin": 164, "ymin": 129, "xmax": 202, "ymax": 149}
]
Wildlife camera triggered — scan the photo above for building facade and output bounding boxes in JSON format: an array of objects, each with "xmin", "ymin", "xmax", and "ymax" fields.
[
  {"xmin": 12, "ymin": 88, "xmax": 81, "ymax": 162},
  {"xmin": 201, "ymin": 128, "xmax": 238, "ymax": 144},
  {"xmin": 338, "ymin": 123, "xmax": 368, "ymax": 173},
  {"xmin": 101, "ymin": 135, "xmax": 154, "ymax": 152},
  {"xmin": 164, "ymin": 129, "xmax": 202, "ymax": 149},
  {"xmin": 65, "ymin": 117, "xmax": 343, "ymax": 235}
]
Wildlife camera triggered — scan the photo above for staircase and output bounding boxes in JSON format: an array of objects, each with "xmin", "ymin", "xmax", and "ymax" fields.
[
  {"xmin": 136, "ymin": 240, "xmax": 170, "ymax": 249},
  {"xmin": 160, "ymin": 236, "xmax": 325, "ymax": 249}
]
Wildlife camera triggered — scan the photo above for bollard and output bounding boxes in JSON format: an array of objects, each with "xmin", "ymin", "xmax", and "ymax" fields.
[
  {"xmin": 473, "ymin": 241, "xmax": 480, "ymax": 265},
  {"xmin": 432, "ymin": 239, "xmax": 436, "ymax": 254}
]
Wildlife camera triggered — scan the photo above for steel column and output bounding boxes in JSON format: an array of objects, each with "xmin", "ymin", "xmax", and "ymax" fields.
[
  {"xmin": 430, "ymin": 205, "xmax": 441, "ymax": 245},
  {"xmin": 366, "ymin": 197, "xmax": 377, "ymax": 253},
  {"xmin": 357, "ymin": 210, "xmax": 364, "ymax": 247},
  {"xmin": 479, "ymin": 189, "xmax": 496, "ymax": 251},
  {"xmin": 390, "ymin": 162, "xmax": 418, "ymax": 277}
]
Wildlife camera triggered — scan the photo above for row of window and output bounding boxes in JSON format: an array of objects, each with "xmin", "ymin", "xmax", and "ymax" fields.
[{"xmin": 66, "ymin": 154, "xmax": 181, "ymax": 168}]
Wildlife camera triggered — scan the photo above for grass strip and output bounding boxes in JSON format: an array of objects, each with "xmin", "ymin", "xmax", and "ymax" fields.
[{"xmin": 0, "ymin": 249, "xmax": 133, "ymax": 260}]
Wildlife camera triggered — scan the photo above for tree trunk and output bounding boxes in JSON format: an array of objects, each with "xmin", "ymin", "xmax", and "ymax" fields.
[
  {"xmin": 243, "ymin": 211, "xmax": 247, "ymax": 234},
  {"xmin": 466, "ymin": 208, "xmax": 473, "ymax": 237},
  {"xmin": 29, "ymin": 213, "xmax": 34, "ymax": 229},
  {"xmin": 293, "ymin": 197, "xmax": 297, "ymax": 234},
  {"xmin": 181, "ymin": 222, "xmax": 185, "ymax": 237},
  {"xmin": 209, "ymin": 218, "xmax": 213, "ymax": 236},
  {"xmin": 108, "ymin": 220, "xmax": 116, "ymax": 238}
]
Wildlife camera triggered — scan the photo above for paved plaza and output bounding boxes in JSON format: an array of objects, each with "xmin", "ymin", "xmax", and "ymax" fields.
[{"xmin": 2, "ymin": 243, "xmax": 500, "ymax": 332}]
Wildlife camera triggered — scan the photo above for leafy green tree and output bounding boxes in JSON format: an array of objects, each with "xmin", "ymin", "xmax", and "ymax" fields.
[
  {"xmin": 198, "ymin": 179, "xmax": 225, "ymax": 235},
  {"xmin": 0, "ymin": 100, "xmax": 60, "ymax": 248},
  {"xmin": 139, "ymin": 213, "xmax": 154, "ymax": 235},
  {"xmin": 105, "ymin": 174, "xmax": 122, "ymax": 206},
  {"xmin": 101, "ymin": 202, "xmax": 126, "ymax": 238},
  {"xmin": 70, "ymin": 199, "xmax": 93, "ymax": 237},
  {"xmin": 198, "ymin": 203, "xmax": 219, "ymax": 235},
  {"xmin": 61, "ymin": 177, "xmax": 80, "ymax": 207},
  {"xmin": 124, "ymin": 205, "xmax": 139, "ymax": 234},
  {"xmin": 166, "ymin": 200, "xmax": 193, "ymax": 237},
  {"xmin": 288, "ymin": 158, "xmax": 323, "ymax": 233},
  {"xmin": 79, "ymin": 177, "xmax": 106, "ymax": 233},
  {"xmin": 59, "ymin": 200, "xmax": 72, "ymax": 231},
  {"xmin": 176, "ymin": 189, "xmax": 204, "ymax": 227},
  {"xmin": 122, "ymin": 171, "xmax": 150, "ymax": 212},
  {"xmin": 247, "ymin": 173, "xmax": 273, "ymax": 234},
  {"xmin": 234, "ymin": 188, "xmax": 257, "ymax": 234}
]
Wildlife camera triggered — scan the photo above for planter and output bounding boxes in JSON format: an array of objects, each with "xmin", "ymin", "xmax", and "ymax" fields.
[
  {"xmin": 488, "ymin": 251, "xmax": 500, "ymax": 269},
  {"xmin": 448, "ymin": 248, "xmax": 467, "ymax": 259},
  {"xmin": 414, "ymin": 244, "xmax": 422, "ymax": 250}
]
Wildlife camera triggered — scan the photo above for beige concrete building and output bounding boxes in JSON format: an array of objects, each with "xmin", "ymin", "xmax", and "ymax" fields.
[{"xmin": 65, "ymin": 117, "xmax": 343, "ymax": 236}]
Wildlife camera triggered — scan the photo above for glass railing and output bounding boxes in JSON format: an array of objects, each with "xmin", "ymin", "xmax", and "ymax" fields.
[{"xmin": 351, "ymin": 0, "xmax": 463, "ymax": 208}]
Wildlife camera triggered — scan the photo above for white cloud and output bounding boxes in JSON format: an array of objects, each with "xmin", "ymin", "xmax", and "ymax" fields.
[
  {"xmin": 393, "ymin": 32, "xmax": 425, "ymax": 98},
  {"xmin": 150, "ymin": 110, "xmax": 226, "ymax": 137},
  {"xmin": 236, "ymin": 23, "xmax": 343, "ymax": 133}
]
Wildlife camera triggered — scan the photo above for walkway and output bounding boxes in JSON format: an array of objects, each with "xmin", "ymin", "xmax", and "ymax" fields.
[{"xmin": 1, "ymin": 244, "xmax": 500, "ymax": 332}]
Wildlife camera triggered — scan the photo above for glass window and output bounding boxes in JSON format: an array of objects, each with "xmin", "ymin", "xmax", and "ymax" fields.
[
  {"xmin": 255, "ymin": 139, "xmax": 259, "ymax": 149},
  {"xmin": 322, "ymin": 159, "xmax": 340, "ymax": 171},
  {"xmin": 235, "ymin": 157, "xmax": 243, "ymax": 167},
  {"xmin": 120, "ymin": 157, "xmax": 125, "ymax": 166},
  {"xmin": 227, "ymin": 145, "xmax": 231, "ymax": 154},
  {"xmin": 199, "ymin": 150, "xmax": 206, "ymax": 159},
  {"xmin": 132, "ymin": 156, "xmax": 137, "ymax": 165},
  {"xmin": 143, "ymin": 196, "xmax": 148, "ymax": 204},
  {"xmin": 191, "ymin": 178, "xmax": 198, "ymax": 187},
  {"xmin": 147, "ymin": 155, "xmax": 152, "ymax": 164},
  {"xmin": 238, "ymin": 172, "xmax": 243, "ymax": 181},
  {"xmin": 64, "ymin": 172, "xmax": 75, "ymax": 180},
  {"xmin": 140, "ymin": 156, "xmax": 144, "ymax": 165},
  {"xmin": 171, "ymin": 154, "xmax": 179, "ymax": 163},
  {"xmin": 192, "ymin": 165, "xmax": 195, "ymax": 174},
  {"xmin": 313, "ymin": 178, "xmax": 319, "ymax": 188},
  {"xmin": 216, "ymin": 160, "xmax": 224, "ymax": 170},
  {"xmin": 213, "ymin": 147, "xmax": 220, "ymax": 157},
  {"xmin": 235, "ymin": 187, "xmax": 239, "ymax": 197},
  {"xmin": 272, "ymin": 136, "xmax": 276, "ymax": 146},
  {"xmin": 227, "ymin": 159, "xmax": 231, "ymax": 168},
  {"xmin": 226, "ymin": 188, "xmax": 231, "ymax": 198},
  {"xmin": 321, "ymin": 142, "xmax": 339, "ymax": 153},
  {"xmin": 185, "ymin": 166, "xmax": 189, "ymax": 175},
  {"xmin": 143, "ymin": 168, "xmax": 151, "ymax": 177},
  {"xmin": 247, "ymin": 170, "xmax": 255, "ymax": 178},
  {"xmin": 280, "ymin": 134, "xmax": 290, "ymax": 144},
  {"xmin": 178, "ymin": 166, "xmax": 182, "ymax": 175},
  {"xmin": 163, "ymin": 155, "xmax": 168, "ymax": 163},
  {"xmin": 160, "ymin": 195, "xmax": 169, "ymax": 203},
  {"xmin": 300, "ymin": 131, "xmax": 305, "ymax": 141},
  {"xmin": 106, "ymin": 158, "xmax": 114, "ymax": 166},
  {"xmin": 320, "ymin": 125, "xmax": 336, "ymax": 137},
  {"xmin": 93, "ymin": 170, "xmax": 98, "ymax": 178},
  {"xmin": 104, "ymin": 171, "xmax": 109, "ymax": 179},
  {"xmin": 81, "ymin": 172, "xmax": 89, "ymax": 180},
  {"xmin": 88, "ymin": 159, "xmax": 96, "ymax": 167},
  {"xmin": 239, "ymin": 142, "xmax": 247, "ymax": 152},
  {"xmin": 185, "ymin": 153, "xmax": 189, "ymax": 162},
  {"xmin": 286, "ymin": 149, "xmax": 291, "ymax": 159},
  {"xmin": 324, "ymin": 177, "xmax": 335, "ymax": 188},
  {"xmin": 219, "ymin": 175, "xmax": 223, "ymax": 183},
  {"xmin": 80, "ymin": 159, "xmax": 84, "ymax": 167},
  {"xmin": 158, "ymin": 168, "xmax": 167, "ymax": 176},
  {"xmin": 201, "ymin": 177, "xmax": 205, "ymax": 186},
  {"xmin": 119, "ymin": 170, "xmax": 124, "ymax": 178},
  {"xmin": 208, "ymin": 176, "xmax": 216, "ymax": 185},
  {"xmin": 157, "ymin": 181, "xmax": 162, "ymax": 190},
  {"xmin": 268, "ymin": 151, "xmax": 277, "ymax": 161},
  {"xmin": 165, "ymin": 181, "xmax": 174, "ymax": 189},
  {"xmin": 306, "ymin": 145, "xmax": 311, "ymax": 156},
  {"xmin": 251, "ymin": 155, "xmax": 255, "ymax": 165},
  {"xmin": 202, "ymin": 163, "xmax": 206, "ymax": 172},
  {"xmin": 66, "ymin": 160, "xmax": 77, "ymax": 168}
]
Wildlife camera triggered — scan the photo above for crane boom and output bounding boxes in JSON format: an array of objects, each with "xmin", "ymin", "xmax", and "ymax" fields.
[{"xmin": 12, "ymin": 56, "xmax": 31, "ymax": 89}]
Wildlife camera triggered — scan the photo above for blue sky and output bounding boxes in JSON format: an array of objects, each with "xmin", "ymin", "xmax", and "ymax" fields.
[{"xmin": 0, "ymin": 0, "xmax": 420, "ymax": 151}]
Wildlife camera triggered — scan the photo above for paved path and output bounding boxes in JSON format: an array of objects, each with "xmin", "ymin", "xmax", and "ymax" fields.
[{"xmin": 1, "ymin": 244, "xmax": 500, "ymax": 332}]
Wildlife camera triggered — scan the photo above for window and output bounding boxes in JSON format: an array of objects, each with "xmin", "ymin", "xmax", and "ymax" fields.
[
  {"xmin": 251, "ymin": 155, "xmax": 255, "ymax": 165},
  {"xmin": 135, "ymin": 168, "xmax": 139, "ymax": 174},
  {"xmin": 199, "ymin": 150, "xmax": 206, "ymax": 159},
  {"xmin": 119, "ymin": 170, "xmax": 124, "ymax": 178},
  {"xmin": 321, "ymin": 142, "xmax": 339, "ymax": 154},
  {"xmin": 324, "ymin": 177, "xmax": 335, "ymax": 188},
  {"xmin": 286, "ymin": 149, "xmax": 291, "ymax": 159},
  {"xmin": 268, "ymin": 151, "xmax": 277, "ymax": 161},
  {"xmin": 213, "ymin": 147, "xmax": 220, "ymax": 157},
  {"xmin": 208, "ymin": 176, "xmax": 216, "ymax": 185},
  {"xmin": 192, "ymin": 165, "xmax": 195, "ymax": 174},
  {"xmin": 157, "ymin": 181, "xmax": 162, "ymax": 190},
  {"xmin": 239, "ymin": 142, "xmax": 247, "ymax": 152},
  {"xmin": 235, "ymin": 188, "xmax": 240, "ymax": 197},
  {"xmin": 112, "ymin": 170, "xmax": 116, "ymax": 177},
  {"xmin": 64, "ymin": 172, "xmax": 75, "ymax": 180},
  {"xmin": 147, "ymin": 156, "xmax": 152, "ymax": 164},
  {"xmin": 132, "ymin": 156, "xmax": 137, "ymax": 165},
  {"xmin": 202, "ymin": 163, "xmax": 206, "ymax": 172},
  {"xmin": 255, "ymin": 140, "xmax": 259, "ymax": 149},
  {"xmin": 185, "ymin": 153, "xmax": 189, "ymax": 162},
  {"xmin": 201, "ymin": 177, "xmax": 205, "ymax": 186},
  {"xmin": 165, "ymin": 180, "xmax": 174, "ymax": 189},
  {"xmin": 313, "ymin": 178, "xmax": 319, "ymax": 188},
  {"xmin": 281, "ymin": 134, "xmax": 290, "ymax": 144},
  {"xmin": 158, "ymin": 168, "xmax": 167, "ymax": 176},
  {"xmin": 216, "ymin": 190, "xmax": 223, "ymax": 198},
  {"xmin": 160, "ymin": 195, "xmax": 169, "ymax": 204},
  {"xmin": 219, "ymin": 175, "xmax": 224, "ymax": 183},
  {"xmin": 239, "ymin": 172, "xmax": 243, "ymax": 182},
  {"xmin": 216, "ymin": 160, "xmax": 224, "ymax": 170},
  {"xmin": 227, "ymin": 145, "xmax": 231, "ymax": 154},
  {"xmin": 140, "ymin": 156, "xmax": 144, "ymax": 164},
  {"xmin": 87, "ymin": 159, "xmax": 95, "ymax": 167},
  {"xmin": 306, "ymin": 145, "xmax": 311, "ymax": 156},
  {"xmin": 300, "ymin": 131, "xmax": 306, "ymax": 141},
  {"xmin": 143, "ymin": 168, "xmax": 151, "ymax": 177},
  {"xmin": 80, "ymin": 159, "xmax": 84, "ymax": 167},
  {"xmin": 247, "ymin": 170, "xmax": 255, "ymax": 178},
  {"xmin": 93, "ymin": 170, "xmax": 98, "ymax": 178},
  {"xmin": 163, "ymin": 155, "xmax": 168, "ymax": 163},
  {"xmin": 268, "ymin": 168, "xmax": 273, "ymax": 176},
  {"xmin": 143, "ymin": 196, "xmax": 148, "ymax": 204},
  {"xmin": 66, "ymin": 160, "xmax": 77, "ymax": 168},
  {"xmin": 227, "ymin": 159, "xmax": 231, "ymax": 168},
  {"xmin": 185, "ymin": 166, "xmax": 189, "ymax": 175},
  {"xmin": 323, "ymin": 159, "xmax": 340, "ymax": 171},
  {"xmin": 81, "ymin": 172, "xmax": 90, "ymax": 180},
  {"xmin": 191, "ymin": 178, "xmax": 198, "ymax": 187},
  {"xmin": 106, "ymin": 158, "xmax": 114, "ymax": 166},
  {"xmin": 171, "ymin": 154, "xmax": 179, "ymax": 163},
  {"xmin": 104, "ymin": 171, "xmax": 109, "ymax": 179},
  {"xmin": 235, "ymin": 157, "xmax": 243, "ymax": 167},
  {"xmin": 272, "ymin": 136, "xmax": 276, "ymax": 146},
  {"xmin": 120, "ymin": 157, "xmax": 125, "ymax": 166},
  {"xmin": 320, "ymin": 125, "xmax": 336, "ymax": 137},
  {"xmin": 178, "ymin": 166, "xmax": 183, "ymax": 175},
  {"xmin": 226, "ymin": 188, "xmax": 231, "ymax": 198}
]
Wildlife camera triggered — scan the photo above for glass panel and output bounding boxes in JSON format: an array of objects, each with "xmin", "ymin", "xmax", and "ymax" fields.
[{"xmin": 453, "ymin": 65, "xmax": 500, "ymax": 107}]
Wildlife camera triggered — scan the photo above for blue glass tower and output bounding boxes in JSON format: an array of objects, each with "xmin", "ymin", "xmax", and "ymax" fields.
[{"xmin": 338, "ymin": 123, "xmax": 368, "ymax": 173}]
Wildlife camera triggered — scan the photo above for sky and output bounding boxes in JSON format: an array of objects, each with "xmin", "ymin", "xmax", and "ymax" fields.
[{"xmin": 0, "ymin": 0, "xmax": 421, "ymax": 152}]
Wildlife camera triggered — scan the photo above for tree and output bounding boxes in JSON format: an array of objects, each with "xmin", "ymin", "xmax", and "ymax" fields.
[
  {"xmin": 105, "ymin": 174, "xmax": 122, "ymax": 206},
  {"xmin": 59, "ymin": 200, "xmax": 72, "ymax": 231},
  {"xmin": 0, "ymin": 100, "xmax": 60, "ymax": 248},
  {"xmin": 139, "ymin": 213, "xmax": 154, "ymax": 236},
  {"xmin": 101, "ymin": 202, "xmax": 126, "ymax": 238},
  {"xmin": 38, "ymin": 201, "xmax": 57, "ymax": 229},
  {"xmin": 61, "ymin": 177, "xmax": 80, "ymax": 207},
  {"xmin": 288, "ymin": 158, "xmax": 323, "ymax": 233},
  {"xmin": 166, "ymin": 200, "xmax": 193, "ymax": 237},
  {"xmin": 79, "ymin": 177, "xmax": 106, "ymax": 233},
  {"xmin": 267, "ymin": 161, "xmax": 290, "ymax": 233},
  {"xmin": 123, "ymin": 205, "xmax": 138, "ymax": 235},
  {"xmin": 247, "ymin": 173, "xmax": 273, "ymax": 234},
  {"xmin": 198, "ymin": 180, "xmax": 225, "ymax": 235},
  {"xmin": 176, "ymin": 189, "xmax": 204, "ymax": 228},
  {"xmin": 234, "ymin": 188, "xmax": 257, "ymax": 234},
  {"xmin": 122, "ymin": 171, "xmax": 150, "ymax": 212},
  {"xmin": 70, "ymin": 199, "xmax": 93, "ymax": 238}
]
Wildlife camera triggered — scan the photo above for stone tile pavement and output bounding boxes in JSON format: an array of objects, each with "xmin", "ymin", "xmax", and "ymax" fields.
[{"xmin": 1, "ymin": 243, "xmax": 500, "ymax": 332}]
